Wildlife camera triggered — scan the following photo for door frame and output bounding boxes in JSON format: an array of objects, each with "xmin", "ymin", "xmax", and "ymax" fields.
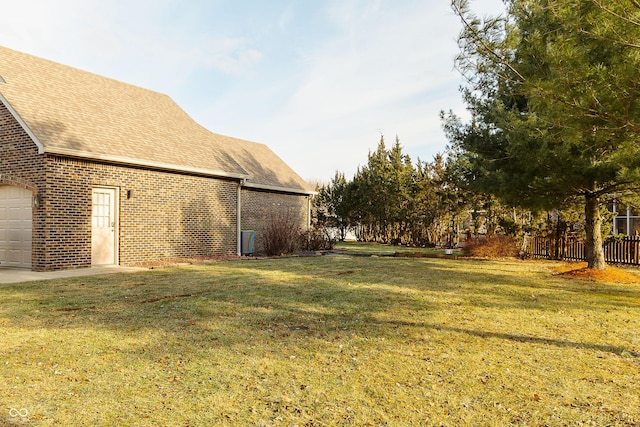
[{"xmin": 91, "ymin": 186, "xmax": 119, "ymax": 266}]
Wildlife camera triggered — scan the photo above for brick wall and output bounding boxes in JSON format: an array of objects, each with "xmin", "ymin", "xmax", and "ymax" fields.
[
  {"xmin": 44, "ymin": 157, "xmax": 239, "ymax": 269},
  {"xmin": 2, "ymin": 102, "xmax": 240, "ymax": 270},
  {"xmin": 241, "ymin": 188, "xmax": 309, "ymax": 254},
  {"xmin": 0, "ymin": 102, "xmax": 46, "ymax": 270},
  {"xmin": 3, "ymin": 101, "xmax": 311, "ymax": 270}
]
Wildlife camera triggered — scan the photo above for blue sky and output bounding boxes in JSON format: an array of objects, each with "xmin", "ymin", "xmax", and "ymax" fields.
[{"xmin": 0, "ymin": 0, "xmax": 504, "ymax": 183}]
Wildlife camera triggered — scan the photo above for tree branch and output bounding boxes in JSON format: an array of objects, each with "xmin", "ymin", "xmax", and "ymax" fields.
[
  {"xmin": 591, "ymin": 0, "xmax": 640, "ymax": 28},
  {"xmin": 451, "ymin": 0, "xmax": 527, "ymax": 84}
]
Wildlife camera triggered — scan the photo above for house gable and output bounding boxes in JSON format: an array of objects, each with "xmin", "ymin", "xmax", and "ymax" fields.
[
  {"xmin": 0, "ymin": 46, "xmax": 313, "ymax": 194},
  {"xmin": 0, "ymin": 91, "xmax": 45, "ymax": 155},
  {"xmin": 1, "ymin": 46, "xmax": 314, "ymax": 271}
]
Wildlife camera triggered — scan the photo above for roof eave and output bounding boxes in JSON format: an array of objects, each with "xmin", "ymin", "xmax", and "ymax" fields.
[
  {"xmin": 44, "ymin": 147, "xmax": 251, "ymax": 180},
  {"xmin": 242, "ymin": 181, "xmax": 316, "ymax": 196}
]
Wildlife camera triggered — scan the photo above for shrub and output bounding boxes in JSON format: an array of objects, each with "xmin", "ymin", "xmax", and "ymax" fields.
[
  {"xmin": 303, "ymin": 227, "xmax": 337, "ymax": 251},
  {"xmin": 262, "ymin": 210, "xmax": 303, "ymax": 256},
  {"xmin": 463, "ymin": 234, "xmax": 519, "ymax": 258}
]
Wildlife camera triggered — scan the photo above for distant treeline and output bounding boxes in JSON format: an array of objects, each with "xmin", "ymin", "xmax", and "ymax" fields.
[{"xmin": 313, "ymin": 136, "xmax": 535, "ymax": 247}]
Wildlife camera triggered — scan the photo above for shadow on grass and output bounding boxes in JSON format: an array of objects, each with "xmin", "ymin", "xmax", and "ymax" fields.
[
  {"xmin": 379, "ymin": 319, "xmax": 632, "ymax": 356},
  {"xmin": 420, "ymin": 259, "xmax": 640, "ymax": 310},
  {"xmin": 1, "ymin": 256, "xmax": 637, "ymax": 353},
  {"xmin": 259, "ymin": 256, "xmax": 640, "ymax": 313},
  {"xmin": 0, "ymin": 258, "xmax": 426, "ymax": 337}
]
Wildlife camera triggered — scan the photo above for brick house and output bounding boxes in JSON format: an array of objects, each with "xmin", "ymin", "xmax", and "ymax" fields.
[{"xmin": 0, "ymin": 46, "xmax": 314, "ymax": 271}]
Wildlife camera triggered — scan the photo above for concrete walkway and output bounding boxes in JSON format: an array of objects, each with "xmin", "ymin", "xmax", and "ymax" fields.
[{"xmin": 0, "ymin": 266, "xmax": 147, "ymax": 284}]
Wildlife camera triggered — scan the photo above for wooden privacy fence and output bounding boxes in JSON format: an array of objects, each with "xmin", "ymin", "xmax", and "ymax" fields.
[{"xmin": 526, "ymin": 236, "xmax": 640, "ymax": 266}]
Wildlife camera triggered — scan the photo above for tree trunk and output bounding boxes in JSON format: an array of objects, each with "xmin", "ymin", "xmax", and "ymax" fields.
[{"xmin": 584, "ymin": 194, "xmax": 606, "ymax": 270}]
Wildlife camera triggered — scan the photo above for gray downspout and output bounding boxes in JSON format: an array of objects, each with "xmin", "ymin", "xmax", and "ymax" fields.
[
  {"xmin": 237, "ymin": 180, "xmax": 243, "ymax": 256},
  {"xmin": 307, "ymin": 196, "xmax": 311, "ymax": 231}
]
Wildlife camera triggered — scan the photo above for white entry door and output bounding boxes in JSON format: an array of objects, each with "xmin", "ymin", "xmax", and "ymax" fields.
[
  {"xmin": 91, "ymin": 187, "xmax": 117, "ymax": 265},
  {"xmin": 0, "ymin": 185, "xmax": 32, "ymax": 268}
]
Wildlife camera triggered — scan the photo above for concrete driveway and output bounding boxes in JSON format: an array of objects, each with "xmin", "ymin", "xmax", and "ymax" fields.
[{"xmin": 0, "ymin": 266, "xmax": 147, "ymax": 284}]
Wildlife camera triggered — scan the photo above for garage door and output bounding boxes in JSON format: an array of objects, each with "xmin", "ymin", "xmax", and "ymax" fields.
[{"xmin": 0, "ymin": 186, "xmax": 32, "ymax": 268}]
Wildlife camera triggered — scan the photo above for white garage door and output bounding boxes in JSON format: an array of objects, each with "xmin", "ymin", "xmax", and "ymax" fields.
[{"xmin": 0, "ymin": 186, "xmax": 32, "ymax": 268}]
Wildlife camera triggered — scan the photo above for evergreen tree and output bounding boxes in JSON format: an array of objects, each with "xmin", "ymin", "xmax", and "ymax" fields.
[
  {"xmin": 316, "ymin": 171, "xmax": 351, "ymax": 241},
  {"xmin": 444, "ymin": 0, "xmax": 640, "ymax": 269}
]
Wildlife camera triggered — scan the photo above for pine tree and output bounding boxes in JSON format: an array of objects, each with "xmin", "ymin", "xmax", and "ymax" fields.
[{"xmin": 445, "ymin": 0, "xmax": 640, "ymax": 269}]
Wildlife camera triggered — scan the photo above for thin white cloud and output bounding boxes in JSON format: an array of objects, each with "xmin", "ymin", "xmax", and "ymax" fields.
[
  {"xmin": 275, "ymin": 3, "xmax": 295, "ymax": 32},
  {"xmin": 0, "ymin": 0, "xmax": 505, "ymax": 182},
  {"xmin": 0, "ymin": 0, "xmax": 264, "ymax": 87},
  {"xmin": 245, "ymin": 1, "xmax": 467, "ymax": 179},
  {"xmin": 252, "ymin": 0, "xmax": 506, "ymax": 180},
  {"xmin": 282, "ymin": 7, "xmax": 439, "ymax": 124}
]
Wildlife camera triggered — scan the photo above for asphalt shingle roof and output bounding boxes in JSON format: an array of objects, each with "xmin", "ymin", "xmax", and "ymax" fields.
[{"xmin": 0, "ymin": 46, "xmax": 313, "ymax": 194}]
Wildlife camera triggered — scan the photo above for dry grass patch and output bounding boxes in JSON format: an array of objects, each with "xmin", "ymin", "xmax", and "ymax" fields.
[
  {"xmin": 1, "ymin": 256, "xmax": 639, "ymax": 426},
  {"xmin": 553, "ymin": 261, "xmax": 640, "ymax": 284},
  {"xmin": 462, "ymin": 235, "xmax": 519, "ymax": 258}
]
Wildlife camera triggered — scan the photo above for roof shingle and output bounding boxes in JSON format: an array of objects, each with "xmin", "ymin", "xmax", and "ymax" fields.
[{"xmin": 0, "ymin": 46, "xmax": 313, "ymax": 194}]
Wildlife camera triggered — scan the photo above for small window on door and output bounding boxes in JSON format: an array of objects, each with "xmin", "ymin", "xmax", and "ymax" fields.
[{"xmin": 92, "ymin": 192, "xmax": 112, "ymax": 228}]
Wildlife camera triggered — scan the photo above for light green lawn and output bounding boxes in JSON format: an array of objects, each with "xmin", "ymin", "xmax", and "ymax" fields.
[
  {"xmin": 1, "ymin": 253, "xmax": 639, "ymax": 426},
  {"xmin": 335, "ymin": 240, "xmax": 464, "ymax": 256}
]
